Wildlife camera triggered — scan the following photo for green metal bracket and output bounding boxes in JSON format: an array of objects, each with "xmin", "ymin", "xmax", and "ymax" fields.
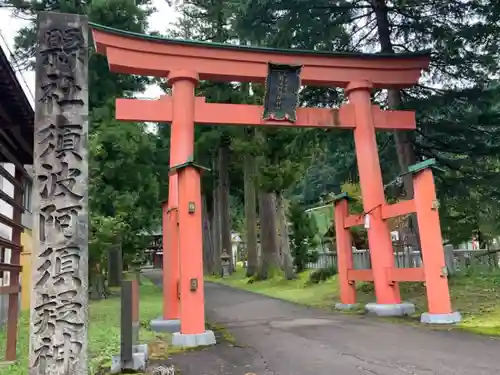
[
  {"xmin": 169, "ymin": 160, "xmax": 211, "ymax": 175},
  {"xmin": 331, "ymin": 192, "xmax": 352, "ymax": 203},
  {"xmin": 400, "ymin": 158, "xmax": 445, "ymax": 177},
  {"xmin": 408, "ymin": 158, "xmax": 436, "ymax": 174}
]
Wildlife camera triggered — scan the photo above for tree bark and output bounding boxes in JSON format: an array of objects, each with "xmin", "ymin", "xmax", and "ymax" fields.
[
  {"xmin": 256, "ymin": 191, "xmax": 281, "ymax": 280},
  {"xmin": 202, "ymin": 194, "xmax": 215, "ymax": 274},
  {"xmin": 276, "ymin": 191, "xmax": 296, "ymax": 279},
  {"xmin": 372, "ymin": 0, "xmax": 421, "ymax": 243},
  {"xmin": 212, "ymin": 180, "xmax": 222, "ymax": 276},
  {"xmin": 218, "ymin": 138, "xmax": 233, "ymax": 273},
  {"xmin": 372, "ymin": 0, "xmax": 416, "ymax": 189},
  {"xmin": 243, "ymin": 133, "xmax": 259, "ymax": 277},
  {"xmin": 89, "ymin": 263, "xmax": 106, "ymax": 300}
]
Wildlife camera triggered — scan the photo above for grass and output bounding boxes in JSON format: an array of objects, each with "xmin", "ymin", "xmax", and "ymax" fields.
[
  {"xmin": 0, "ymin": 276, "xmax": 171, "ymax": 375},
  {"xmin": 207, "ymin": 266, "xmax": 500, "ymax": 336}
]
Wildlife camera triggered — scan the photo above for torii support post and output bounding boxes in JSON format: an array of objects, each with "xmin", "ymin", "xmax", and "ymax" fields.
[
  {"xmin": 163, "ymin": 197, "xmax": 180, "ymax": 322},
  {"xmin": 332, "ymin": 193, "xmax": 357, "ymax": 309},
  {"xmin": 411, "ymin": 161, "xmax": 461, "ymax": 324},
  {"xmin": 171, "ymin": 161, "xmax": 215, "ymax": 346},
  {"xmin": 336, "ymin": 159, "xmax": 459, "ymax": 322}
]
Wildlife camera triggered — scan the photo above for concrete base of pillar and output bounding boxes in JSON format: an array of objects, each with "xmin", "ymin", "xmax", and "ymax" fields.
[
  {"xmin": 335, "ymin": 303, "xmax": 359, "ymax": 310},
  {"xmin": 171, "ymin": 330, "xmax": 216, "ymax": 348},
  {"xmin": 420, "ymin": 311, "xmax": 462, "ymax": 324},
  {"xmin": 365, "ymin": 302, "xmax": 415, "ymax": 317},
  {"xmin": 150, "ymin": 318, "xmax": 181, "ymax": 333},
  {"xmin": 110, "ymin": 344, "xmax": 149, "ymax": 374}
]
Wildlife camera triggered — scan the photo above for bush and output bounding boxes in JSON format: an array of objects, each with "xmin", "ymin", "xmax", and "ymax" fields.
[
  {"xmin": 308, "ymin": 266, "xmax": 338, "ymax": 284},
  {"xmin": 288, "ymin": 200, "xmax": 319, "ymax": 273}
]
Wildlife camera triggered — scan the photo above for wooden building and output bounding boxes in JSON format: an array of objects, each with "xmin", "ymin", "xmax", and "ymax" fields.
[{"xmin": 0, "ymin": 43, "xmax": 34, "ymax": 363}]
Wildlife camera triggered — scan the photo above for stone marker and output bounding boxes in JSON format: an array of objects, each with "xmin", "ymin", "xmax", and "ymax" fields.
[
  {"xmin": 29, "ymin": 11, "xmax": 89, "ymax": 375},
  {"xmin": 221, "ymin": 250, "xmax": 231, "ymax": 277},
  {"xmin": 111, "ymin": 279, "xmax": 148, "ymax": 374},
  {"xmin": 107, "ymin": 244, "xmax": 123, "ymax": 287}
]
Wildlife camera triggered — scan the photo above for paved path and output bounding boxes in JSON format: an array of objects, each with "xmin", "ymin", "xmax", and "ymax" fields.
[{"xmin": 145, "ymin": 271, "xmax": 500, "ymax": 375}]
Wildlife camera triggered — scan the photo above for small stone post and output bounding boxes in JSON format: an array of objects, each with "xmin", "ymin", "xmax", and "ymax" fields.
[
  {"xmin": 111, "ymin": 280, "xmax": 148, "ymax": 374},
  {"xmin": 444, "ymin": 244, "xmax": 455, "ymax": 276},
  {"xmin": 120, "ymin": 281, "xmax": 134, "ymax": 369},
  {"xmin": 107, "ymin": 244, "xmax": 123, "ymax": 287},
  {"xmin": 221, "ymin": 250, "xmax": 231, "ymax": 277},
  {"xmin": 30, "ymin": 12, "xmax": 89, "ymax": 375}
]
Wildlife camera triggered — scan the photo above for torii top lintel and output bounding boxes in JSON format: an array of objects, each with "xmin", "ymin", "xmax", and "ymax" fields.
[{"xmin": 90, "ymin": 23, "xmax": 430, "ymax": 88}]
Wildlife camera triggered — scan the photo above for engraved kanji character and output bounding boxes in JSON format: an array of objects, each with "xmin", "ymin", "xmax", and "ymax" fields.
[
  {"xmin": 38, "ymin": 162, "xmax": 83, "ymax": 200},
  {"xmin": 45, "ymin": 29, "xmax": 64, "ymax": 49},
  {"xmin": 35, "ymin": 250, "xmax": 52, "ymax": 287},
  {"xmin": 63, "ymin": 28, "xmax": 85, "ymax": 51},
  {"xmin": 33, "ymin": 336, "xmax": 54, "ymax": 370},
  {"xmin": 35, "ymin": 246, "xmax": 81, "ymax": 286},
  {"xmin": 56, "ymin": 290, "xmax": 84, "ymax": 326},
  {"xmin": 39, "ymin": 75, "xmax": 82, "ymax": 106},
  {"xmin": 57, "ymin": 124, "xmax": 82, "ymax": 160},
  {"xmin": 54, "ymin": 246, "xmax": 81, "ymax": 286},
  {"xmin": 33, "ymin": 293, "xmax": 57, "ymax": 335},
  {"xmin": 38, "ymin": 118, "xmax": 83, "ymax": 160},
  {"xmin": 53, "ymin": 332, "xmax": 82, "ymax": 373},
  {"xmin": 41, "ymin": 204, "xmax": 82, "ymax": 239},
  {"xmin": 38, "ymin": 123, "xmax": 57, "ymax": 158}
]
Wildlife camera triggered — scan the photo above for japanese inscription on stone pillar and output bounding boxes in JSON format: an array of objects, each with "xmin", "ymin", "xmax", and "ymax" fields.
[{"xmin": 29, "ymin": 12, "xmax": 89, "ymax": 375}]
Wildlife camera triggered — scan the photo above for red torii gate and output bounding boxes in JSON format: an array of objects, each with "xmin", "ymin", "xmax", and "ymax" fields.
[{"xmin": 90, "ymin": 23, "xmax": 459, "ymax": 346}]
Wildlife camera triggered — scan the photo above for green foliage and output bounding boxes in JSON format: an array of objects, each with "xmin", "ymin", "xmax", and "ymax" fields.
[
  {"xmin": 6, "ymin": 0, "xmax": 161, "ymax": 267},
  {"xmin": 6, "ymin": 0, "xmax": 154, "ymax": 109},
  {"xmin": 288, "ymin": 200, "xmax": 319, "ymax": 273},
  {"xmin": 236, "ymin": 0, "xmax": 500, "ymax": 245},
  {"xmin": 89, "ymin": 105, "xmax": 160, "ymax": 258},
  {"xmin": 307, "ymin": 266, "xmax": 338, "ymax": 285}
]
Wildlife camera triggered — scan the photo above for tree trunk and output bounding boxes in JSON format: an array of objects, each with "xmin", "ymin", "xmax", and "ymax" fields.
[
  {"xmin": 89, "ymin": 263, "xmax": 106, "ymax": 300},
  {"xmin": 372, "ymin": 0, "xmax": 417, "ymax": 189},
  {"xmin": 202, "ymin": 194, "xmax": 215, "ymax": 274},
  {"xmin": 256, "ymin": 191, "xmax": 281, "ymax": 280},
  {"xmin": 212, "ymin": 181, "xmax": 222, "ymax": 276},
  {"xmin": 243, "ymin": 135, "xmax": 259, "ymax": 277},
  {"xmin": 218, "ymin": 139, "xmax": 233, "ymax": 273},
  {"xmin": 276, "ymin": 191, "xmax": 296, "ymax": 279},
  {"xmin": 372, "ymin": 0, "xmax": 421, "ymax": 244}
]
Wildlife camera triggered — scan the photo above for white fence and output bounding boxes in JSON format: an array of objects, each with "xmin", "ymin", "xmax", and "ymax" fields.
[{"xmin": 307, "ymin": 246, "xmax": 500, "ymax": 273}]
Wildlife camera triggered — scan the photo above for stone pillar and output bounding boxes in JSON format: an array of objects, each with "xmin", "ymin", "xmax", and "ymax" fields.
[{"xmin": 30, "ymin": 12, "xmax": 89, "ymax": 375}]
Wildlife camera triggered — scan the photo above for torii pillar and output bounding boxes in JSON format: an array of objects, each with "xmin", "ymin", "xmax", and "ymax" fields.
[{"xmin": 150, "ymin": 70, "xmax": 216, "ymax": 346}]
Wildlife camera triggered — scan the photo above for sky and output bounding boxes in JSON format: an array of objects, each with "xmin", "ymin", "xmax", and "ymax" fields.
[{"xmin": 0, "ymin": 0, "xmax": 180, "ymax": 109}]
